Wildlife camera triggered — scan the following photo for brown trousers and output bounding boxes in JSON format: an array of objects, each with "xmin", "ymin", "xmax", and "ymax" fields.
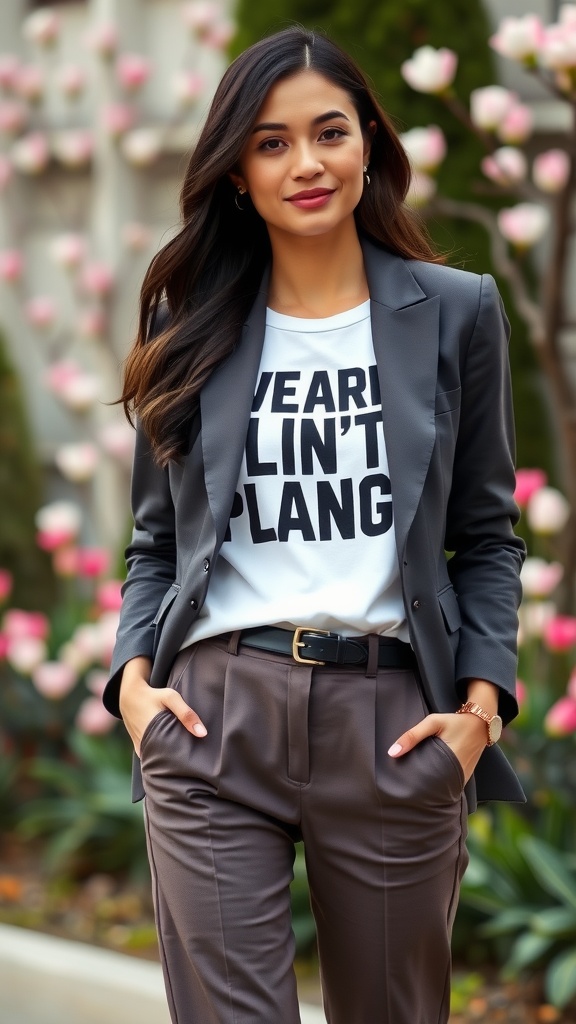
[{"xmin": 140, "ymin": 635, "xmax": 469, "ymax": 1024}]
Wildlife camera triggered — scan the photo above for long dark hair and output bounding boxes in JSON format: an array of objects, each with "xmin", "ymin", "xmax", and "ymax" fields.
[{"xmin": 122, "ymin": 26, "xmax": 441, "ymax": 466}]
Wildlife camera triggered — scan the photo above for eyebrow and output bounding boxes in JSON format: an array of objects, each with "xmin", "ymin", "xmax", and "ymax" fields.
[{"xmin": 251, "ymin": 109, "xmax": 351, "ymax": 133}]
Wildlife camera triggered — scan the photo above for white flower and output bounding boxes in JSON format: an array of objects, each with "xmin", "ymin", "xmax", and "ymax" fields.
[
  {"xmin": 490, "ymin": 16, "xmax": 544, "ymax": 62},
  {"xmin": 527, "ymin": 486, "xmax": 571, "ymax": 534},
  {"xmin": 470, "ymin": 87, "xmax": 517, "ymax": 131},
  {"xmin": 35, "ymin": 500, "xmax": 82, "ymax": 538},
  {"xmin": 121, "ymin": 128, "xmax": 162, "ymax": 167},
  {"xmin": 399, "ymin": 126, "xmax": 447, "ymax": 172},
  {"xmin": 54, "ymin": 443, "xmax": 100, "ymax": 483},
  {"xmin": 401, "ymin": 46, "xmax": 458, "ymax": 94},
  {"xmin": 405, "ymin": 171, "xmax": 437, "ymax": 208},
  {"xmin": 497, "ymin": 203, "xmax": 550, "ymax": 248}
]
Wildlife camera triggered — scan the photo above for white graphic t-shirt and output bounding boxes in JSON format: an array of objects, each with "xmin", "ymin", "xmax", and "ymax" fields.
[{"xmin": 183, "ymin": 300, "xmax": 409, "ymax": 646}]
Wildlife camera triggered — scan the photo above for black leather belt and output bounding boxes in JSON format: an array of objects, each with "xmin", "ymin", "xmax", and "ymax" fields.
[{"xmin": 236, "ymin": 626, "xmax": 416, "ymax": 669}]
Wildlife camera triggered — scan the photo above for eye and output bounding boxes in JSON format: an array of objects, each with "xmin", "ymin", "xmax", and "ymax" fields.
[
  {"xmin": 320, "ymin": 127, "xmax": 347, "ymax": 142},
  {"xmin": 258, "ymin": 137, "xmax": 287, "ymax": 152}
]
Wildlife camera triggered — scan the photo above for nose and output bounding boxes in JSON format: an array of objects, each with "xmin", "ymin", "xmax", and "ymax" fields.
[{"xmin": 291, "ymin": 142, "xmax": 325, "ymax": 180}]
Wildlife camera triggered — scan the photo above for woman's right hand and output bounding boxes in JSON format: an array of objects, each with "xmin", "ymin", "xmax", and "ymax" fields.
[{"xmin": 119, "ymin": 656, "xmax": 207, "ymax": 758}]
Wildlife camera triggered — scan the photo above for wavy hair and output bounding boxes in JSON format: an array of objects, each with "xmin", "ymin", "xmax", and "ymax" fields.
[{"xmin": 121, "ymin": 26, "xmax": 441, "ymax": 466}]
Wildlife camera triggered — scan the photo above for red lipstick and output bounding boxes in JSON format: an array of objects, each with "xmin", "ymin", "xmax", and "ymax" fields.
[{"xmin": 285, "ymin": 187, "xmax": 335, "ymax": 209}]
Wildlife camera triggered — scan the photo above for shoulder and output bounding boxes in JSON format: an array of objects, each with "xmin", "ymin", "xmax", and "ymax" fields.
[{"xmin": 406, "ymin": 259, "xmax": 489, "ymax": 305}]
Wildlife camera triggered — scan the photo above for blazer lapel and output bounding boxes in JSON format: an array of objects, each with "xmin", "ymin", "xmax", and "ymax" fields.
[
  {"xmin": 362, "ymin": 239, "xmax": 440, "ymax": 558},
  {"xmin": 200, "ymin": 269, "xmax": 270, "ymax": 544}
]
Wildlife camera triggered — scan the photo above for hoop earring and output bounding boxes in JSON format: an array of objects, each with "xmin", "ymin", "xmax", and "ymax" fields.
[
  {"xmin": 363, "ymin": 165, "xmax": 371, "ymax": 187},
  {"xmin": 235, "ymin": 187, "xmax": 247, "ymax": 211}
]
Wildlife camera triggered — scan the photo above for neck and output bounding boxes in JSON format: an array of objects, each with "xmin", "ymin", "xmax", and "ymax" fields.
[{"xmin": 267, "ymin": 220, "xmax": 368, "ymax": 318}]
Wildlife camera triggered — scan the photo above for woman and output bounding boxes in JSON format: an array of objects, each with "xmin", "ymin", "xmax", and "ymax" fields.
[{"xmin": 103, "ymin": 26, "xmax": 525, "ymax": 1024}]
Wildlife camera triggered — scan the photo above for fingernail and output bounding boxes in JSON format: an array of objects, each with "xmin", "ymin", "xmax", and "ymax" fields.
[
  {"xmin": 193, "ymin": 723, "xmax": 207, "ymax": 737},
  {"xmin": 388, "ymin": 742, "xmax": 402, "ymax": 757}
]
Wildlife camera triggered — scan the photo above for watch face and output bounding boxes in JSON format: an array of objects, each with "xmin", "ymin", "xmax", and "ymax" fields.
[{"xmin": 488, "ymin": 716, "xmax": 503, "ymax": 744}]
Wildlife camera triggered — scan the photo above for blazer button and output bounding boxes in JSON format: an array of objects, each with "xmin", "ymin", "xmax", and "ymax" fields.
[
  {"xmin": 412, "ymin": 599, "xmax": 420, "ymax": 610},
  {"xmin": 190, "ymin": 598, "xmax": 198, "ymax": 609},
  {"xmin": 203, "ymin": 558, "xmax": 210, "ymax": 572}
]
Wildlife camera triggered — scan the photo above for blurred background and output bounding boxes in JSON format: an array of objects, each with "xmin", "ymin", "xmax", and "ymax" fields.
[{"xmin": 1, "ymin": 1, "xmax": 576, "ymax": 1021}]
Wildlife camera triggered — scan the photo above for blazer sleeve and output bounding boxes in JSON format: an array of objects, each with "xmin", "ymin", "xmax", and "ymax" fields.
[
  {"xmin": 103, "ymin": 304, "xmax": 176, "ymax": 718},
  {"xmin": 445, "ymin": 274, "xmax": 526, "ymax": 724}
]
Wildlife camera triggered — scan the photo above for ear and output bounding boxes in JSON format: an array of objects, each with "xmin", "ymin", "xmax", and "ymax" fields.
[
  {"xmin": 363, "ymin": 120, "xmax": 377, "ymax": 165},
  {"xmin": 228, "ymin": 172, "xmax": 246, "ymax": 192}
]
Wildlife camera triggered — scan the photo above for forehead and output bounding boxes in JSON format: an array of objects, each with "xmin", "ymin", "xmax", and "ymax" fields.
[{"xmin": 254, "ymin": 70, "xmax": 358, "ymax": 125}]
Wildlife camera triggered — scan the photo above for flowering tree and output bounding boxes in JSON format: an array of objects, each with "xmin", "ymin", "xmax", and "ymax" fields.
[{"xmin": 400, "ymin": 5, "xmax": 576, "ymax": 600}]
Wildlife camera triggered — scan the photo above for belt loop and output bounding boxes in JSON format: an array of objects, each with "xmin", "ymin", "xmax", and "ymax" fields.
[
  {"xmin": 228, "ymin": 630, "xmax": 242, "ymax": 656},
  {"xmin": 365, "ymin": 634, "xmax": 379, "ymax": 677}
]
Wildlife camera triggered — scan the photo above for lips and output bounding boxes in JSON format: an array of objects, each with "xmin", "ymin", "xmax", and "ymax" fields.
[{"xmin": 285, "ymin": 188, "xmax": 335, "ymax": 201}]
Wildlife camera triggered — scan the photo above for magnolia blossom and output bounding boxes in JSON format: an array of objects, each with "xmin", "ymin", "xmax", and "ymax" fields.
[
  {"xmin": 203, "ymin": 21, "xmax": 236, "ymax": 49},
  {"xmin": 55, "ymin": 65, "xmax": 88, "ymax": 100},
  {"xmin": 405, "ymin": 171, "xmax": 437, "ymax": 208},
  {"xmin": 172, "ymin": 70, "xmax": 205, "ymax": 107},
  {"xmin": 121, "ymin": 127, "xmax": 162, "ymax": 167},
  {"xmin": 527, "ymin": 485, "xmax": 570, "ymax": 534},
  {"xmin": 7, "ymin": 636, "xmax": 47, "ymax": 674},
  {"xmin": 121, "ymin": 221, "xmax": 152, "ymax": 252},
  {"xmin": 182, "ymin": 2, "xmax": 223, "ymax": 32},
  {"xmin": 25, "ymin": 296, "xmax": 58, "ymax": 329},
  {"xmin": 85, "ymin": 668, "xmax": 109, "ymax": 697},
  {"xmin": 101, "ymin": 102, "xmax": 136, "ymax": 137},
  {"xmin": 116, "ymin": 54, "xmax": 152, "ymax": 92},
  {"xmin": 0, "ymin": 569, "xmax": 12, "ymax": 602},
  {"xmin": 49, "ymin": 233, "xmax": 86, "ymax": 270},
  {"xmin": 65, "ymin": 624, "xmax": 103, "ymax": 666},
  {"xmin": 52, "ymin": 130, "xmax": 93, "ymax": 168},
  {"xmin": 561, "ymin": 5, "xmax": 576, "ymax": 25},
  {"xmin": 77, "ymin": 307, "xmax": 107, "ymax": 339},
  {"xmin": 498, "ymin": 103, "xmax": 533, "ymax": 144},
  {"xmin": 11, "ymin": 132, "xmax": 50, "ymax": 174},
  {"xmin": 76, "ymin": 696, "xmax": 116, "ymax": 734},
  {"xmin": 0, "ymin": 55, "xmax": 21, "ymax": 90},
  {"xmin": 80, "ymin": 261, "xmax": 115, "ymax": 297},
  {"xmin": 545, "ymin": 696, "xmax": 576, "ymax": 736},
  {"xmin": 3, "ymin": 609, "xmax": 49, "ymax": 641},
  {"xmin": 520, "ymin": 558, "xmax": 563, "ymax": 597},
  {"xmin": 470, "ymin": 86, "xmax": 516, "ymax": 130},
  {"xmin": 15, "ymin": 65, "xmax": 45, "ymax": 103},
  {"xmin": 515, "ymin": 468, "xmax": 547, "ymax": 506},
  {"xmin": 515, "ymin": 679, "xmax": 527, "ymax": 708},
  {"xmin": 22, "ymin": 8, "xmax": 60, "ymax": 47},
  {"xmin": 96, "ymin": 579, "xmax": 123, "ymax": 612},
  {"xmin": 401, "ymin": 46, "xmax": 458, "ymax": 94},
  {"xmin": 76, "ymin": 547, "xmax": 111, "ymax": 577},
  {"xmin": 58, "ymin": 373, "xmax": 102, "ymax": 413},
  {"xmin": 533, "ymin": 149, "xmax": 571, "ymax": 193},
  {"xmin": 84, "ymin": 22, "xmax": 119, "ymax": 59},
  {"xmin": 32, "ymin": 661, "xmax": 77, "ymax": 700},
  {"xmin": 490, "ymin": 15, "xmax": 544, "ymax": 62},
  {"xmin": 481, "ymin": 146, "xmax": 527, "ymax": 186},
  {"xmin": 52, "ymin": 546, "xmax": 81, "ymax": 578},
  {"xmin": 540, "ymin": 22, "xmax": 576, "ymax": 70},
  {"xmin": 543, "ymin": 615, "xmax": 576, "ymax": 651},
  {"xmin": 44, "ymin": 359, "xmax": 82, "ymax": 395},
  {"xmin": 519, "ymin": 600, "xmax": 556, "ymax": 638},
  {"xmin": 0, "ymin": 249, "xmax": 24, "ymax": 283},
  {"xmin": 54, "ymin": 442, "xmax": 100, "ymax": 483},
  {"xmin": 0, "ymin": 100, "xmax": 28, "ymax": 134},
  {"xmin": 98, "ymin": 420, "xmax": 135, "ymax": 461},
  {"xmin": 400, "ymin": 126, "xmax": 447, "ymax": 173},
  {"xmin": 0, "ymin": 156, "xmax": 13, "ymax": 190},
  {"xmin": 497, "ymin": 203, "xmax": 550, "ymax": 248},
  {"xmin": 35, "ymin": 500, "xmax": 82, "ymax": 549}
]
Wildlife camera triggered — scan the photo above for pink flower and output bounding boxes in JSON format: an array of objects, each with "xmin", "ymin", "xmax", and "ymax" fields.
[
  {"xmin": 521, "ymin": 558, "xmax": 564, "ymax": 598},
  {"xmin": 80, "ymin": 261, "xmax": 115, "ymax": 297},
  {"xmin": 0, "ymin": 156, "xmax": 13, "ymax": 190},
  {"xmin": 22, "ymin": 8, "xmax": 60, "ymax": 48},
  {"xmin": 533, "ymin": 149, "xmax": 571, "ymax": 193},
  {"xmin": 544, "ymin": 696, "xmax": 576, "ymax": 736},
  {"xmin": 55, "ymin": 442, "xmax": 100, "ymax": 483},
  {"xmin": 14, "ymin": 65, "xmax": 45, "ymax": 103},
  {"xmin": 527, "ymin": 486, "xmax": 570, "ymax": 534},
  {"xmin": 96, "ymin": 579, "xmax": 123, "ymax": 612},
  {"xmin": 172, "ymin": 71, "xmax": 205, "ymax": 107},
  {"xmin": 44, "ymin": 360, "xmax": 81, "ymax": 395},
  {"xmin": 401, "ymin": 46, "xmax": 458, "ymax": 94},
  {"xmin": 0, "ymin": 55, "xmax": 21, "ymax": 91},
  {"xmin": 121, "ymin": 128, "xmax": 162, "ymax": 167},
  {"xmin": 35, "ymin": 501, "xmax": 82, "ymax": 547},
  {"xmin": 497, "ymin": 203, "xmax": 550, "ymax": 248},
  {"xmin": 52, "ymin": 546, "xmax": 80, "ymax": 577},
  {"xmin": 55, "ymin": 65, "xmax": 87, "ymax": 100},
  {"xmin": 543, "ymin": 615, "xmax": 576, "ymax": 651},
  {"xmin": 203, "ymin": 21, "xmax": 236, "ymax": 49},
  {"xmin": 49, "ymin": 233, "xmax": 86, "ymax": 270},
  {"xmin": 84, "ymin": 22, "xmax": 119, "ymax": 59},
  {"xmin": 405, "ymin": 171, "xmax": 437, "ymax": 208},
  {"xmin": 77, "ymin": 307, "xmax": 107, "ymax": 339},
  {"xmin": 25, "ymin": 296, "xmax": 58, "ymax": 330},
  {"xmin": 98, "ymin": 420, "xmax": 135, "ymax": 461},
  {"xmin": 101, "ymin": 102, "xmax": 136, "ymax": 137},
  {"xmin": 32, "ymin": 661, "xmax": 77, "ymax": 700},
  {"xmin": 0, "ymin": 100, "xmax": 28, "ymax": 134},
  {"xmin": 52, "ymin": 130, "xmax": 93, "ymax": 168},
  {"xmin": 0, "ymin": 249, "xmax": 24, "ymax": 283},
  {"xmin": 76, "ymin": 696, "xmax": 115, "ymax": 734},
  {"xmin": 560, "ymin": 5, "xmax": 576, "ymax": 27},
  {"xmin": 58, "ymin": 373, "xmax": 101, "ymax": 413},
  {"xmin": 7, "ymin": 636, "xmax": 47, "ymax": 674},
  {"xmin": 0, "ymin": 633, "xmax": 9, "ymax": 659},
  {"xmin": 0, "ymin": 569, "xmax": 12, "ymax": 602},
  {"xmin": 121, "ymin": 221, "xmax": 151, "ymax": 252},
  {"xmin": 182, "ymin": 2, "xmax": 222, "ymax": 32},
  {"xmin": 11, "ymin": 132, "xmax": 50, "ymax": 174},
  {"xmin": 515, "ymin": 678, "xmax": 527, "ymax": 707},
  {"xmin": 85, "ymin": 668, "xmax": 109, "ymax": 697},
  {"xmin": 498, "ymin": 103, "xmax": 533, "ymax": 144},
  {"xmin": 116, "ymin": 54, "xmax": 152, "ymax": 92},
  {"xmin": 470, "ymin": 86, "xmax": 517, "ymax": 130},
  {"xmin": 4, "ymin": 609, "xmax": 49, "ymax": 641},
  {"xmin": 540, "ymin": 23, "xmax": 576, "ymax": 70},
  {"xmin": 515, "ymin": 468, "xmax": 547, "ymax": 506},
  {"xmin": 400, "ymin": 126, "xmax": 447, "ymax": 173},
  {"xmin": 490, "ymin": 15, "xmax": 545, "ymax": 63},
  {"xmin": 481, "ymin": 146, "xmax": 527, "ymax": 185},
  {"xmin": 76, "ymin": 547, "xmax": 111, "ymax": 578}
]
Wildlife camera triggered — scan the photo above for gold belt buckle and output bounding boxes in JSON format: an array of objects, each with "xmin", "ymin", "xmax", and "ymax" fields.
[{"xmin": 292, "ymin": 627, "xmax": 330, "ymax": 666}]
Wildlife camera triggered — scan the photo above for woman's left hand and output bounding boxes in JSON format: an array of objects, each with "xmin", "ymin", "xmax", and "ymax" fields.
[{"xmin": 387, "ymin": 711, "xmax": 488, "ymax": 784}]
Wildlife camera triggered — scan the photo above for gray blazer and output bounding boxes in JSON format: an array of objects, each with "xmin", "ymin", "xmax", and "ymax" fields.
[{"xmin": 104, "ymin": 237, "xmax": 526, "ymax": 808}]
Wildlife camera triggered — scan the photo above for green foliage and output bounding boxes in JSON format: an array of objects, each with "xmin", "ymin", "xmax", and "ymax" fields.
[{"xmin": 0, "ymin": 330, "xmax": 54, "ymax": 607}]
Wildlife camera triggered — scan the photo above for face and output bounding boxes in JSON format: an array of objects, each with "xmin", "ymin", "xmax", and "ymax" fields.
[{"xmin": 230, "ymin": 70, "xmax": 373, "ymax": 241}]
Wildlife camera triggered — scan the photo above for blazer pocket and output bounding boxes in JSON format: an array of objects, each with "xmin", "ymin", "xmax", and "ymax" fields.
[
  {"xmin": 435, "ymin": 387, "xmax": 461, "ymax": 415},
  {"xmin": 437, "ymin": 584, "xmax": 462, "ymax": 634}
]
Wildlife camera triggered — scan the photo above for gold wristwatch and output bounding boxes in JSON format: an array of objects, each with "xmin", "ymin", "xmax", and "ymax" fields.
[{"xmin": 456, "ymin": 701, "xmax": 503, "ymax": 746}]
